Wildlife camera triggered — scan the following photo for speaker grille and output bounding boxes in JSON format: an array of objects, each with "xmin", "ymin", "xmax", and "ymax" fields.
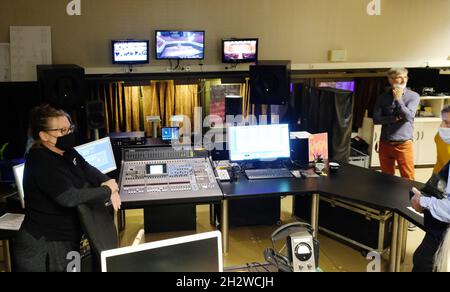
[{"xmin": 250, "ymin": 62, "xmax": 290, "ymax": 105}]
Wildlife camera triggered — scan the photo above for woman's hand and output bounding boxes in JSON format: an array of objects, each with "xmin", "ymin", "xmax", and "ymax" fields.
[
  {"xmin": 110, "ymin": 191, "xmax": 122, "ymax": 212},
  {"xmin": 101, "ymin": 179, "xmax": 119, "ymax": 194}
]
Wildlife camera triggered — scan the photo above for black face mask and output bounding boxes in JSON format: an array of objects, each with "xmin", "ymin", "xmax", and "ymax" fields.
[{"xmin": 55, "ymin": 132, "xmax": 76, "ymax": 151}]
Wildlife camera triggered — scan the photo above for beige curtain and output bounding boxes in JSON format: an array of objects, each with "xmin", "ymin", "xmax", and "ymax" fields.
[
  {"xmin": 175, "ymin": 84, "xmax": 199, "ymax": 128},
  {"xmin": 240, "ymin": 77, "xmax": 251, "ymax": 118},
  {"xmin": 95, "ymin": 80, "xmax": 200, "ymax": 136}
]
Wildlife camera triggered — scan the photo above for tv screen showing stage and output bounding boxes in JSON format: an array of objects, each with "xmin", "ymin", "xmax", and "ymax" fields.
[
  {"xmin": 155, "ymin": 31, "xmax": 205, "ymax": 60},
  {"xmin": 222, "ymin": 39, "xmax": 258, "ymax": 63},
  {"xmin": 112, "ymin": 40, "xmax": 149, "ymax": 64}
]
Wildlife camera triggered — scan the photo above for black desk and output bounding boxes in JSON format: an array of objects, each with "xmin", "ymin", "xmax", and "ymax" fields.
[{"xmin": 220, "ymin": 163, "xmax": 425, "ymax": 272}]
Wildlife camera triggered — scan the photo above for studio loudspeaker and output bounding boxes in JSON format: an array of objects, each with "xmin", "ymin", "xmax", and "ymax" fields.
[
  {"xmin": 250, "ymin": 61, "xmax": 291, "ymax": 105},
  {"xmin": 86, "ymin": 100, "xmax": 106, "ymax": 129},
  {"xmin": 37, "ymin": 64, "xmax": 85, "ymax": 110}
]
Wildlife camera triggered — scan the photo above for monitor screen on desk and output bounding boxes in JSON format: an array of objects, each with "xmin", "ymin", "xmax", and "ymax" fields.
[
  {"xmin": 101, "ymin": 231, "xmax": 223, "ymax": 272},
  {"xmin": 228, "ymin": 124, "xmax": 291, "ymax": 161},
  {"xmin": 12, "ymin": 163, "xmax": 25, "ymax": 208},
  {"xmin": 74, "ymin": 137, "xmax": 117, "ymax": 174},
  {"xmin": 162, "ymin": 127, "xmax": 179, "ymax": 141}
]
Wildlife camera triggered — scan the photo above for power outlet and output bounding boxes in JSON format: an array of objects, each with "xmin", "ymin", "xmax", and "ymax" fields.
[{"xmin": 328, "ymin": 50, "xmax": 347, "ymax": 62}]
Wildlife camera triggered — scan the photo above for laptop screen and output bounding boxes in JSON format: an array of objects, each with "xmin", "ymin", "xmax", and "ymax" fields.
[
  {"xmin": 162, "ymin": 127, "xmax": 179, "ymax": 141},
  {"xmin": 12, "ymin": 163, "xmax": 25, "ymax": 208},
  {"xmin": 74, "ymin": 137, "xmax": 117, "ymax": 174}
]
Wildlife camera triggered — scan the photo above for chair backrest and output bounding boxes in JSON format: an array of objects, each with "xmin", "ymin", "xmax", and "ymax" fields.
[{"xmin": 77, "ymin": 203, "xmax": 118, "ymax": 270}]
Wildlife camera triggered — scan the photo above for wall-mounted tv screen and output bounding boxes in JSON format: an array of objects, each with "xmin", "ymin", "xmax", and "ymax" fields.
[
  {"xmin": 155, "ymin": 31, "xmax": 205, "ymax": 60},
  {"xmin": 112, "ymin": 40, "xmax": 149, "ymax": 64},
  {"xmin": 222, "ymin": 38, "xmax": 258, "ymax": 63}
]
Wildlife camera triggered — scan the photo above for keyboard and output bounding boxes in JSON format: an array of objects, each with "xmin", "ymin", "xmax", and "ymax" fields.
[{"xmin": 245, "ymin": 168, "xmax": 293, "ymax": 180}]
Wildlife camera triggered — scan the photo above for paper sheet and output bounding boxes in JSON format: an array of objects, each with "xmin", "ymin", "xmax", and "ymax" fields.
[
  {"xmin": 10, "ymin": 26, "xmax": 52, "ymax": 81},
  {"xmin": 407, "ymin": 207, "xmax": 425, "ymax": 218},
  {"xmin": 0, "ymin": 213, "xmax": 25, "ymax": 231},
  {"xmin": 0, "ymin": 43, "xmax": 10, "ymax": 81}
]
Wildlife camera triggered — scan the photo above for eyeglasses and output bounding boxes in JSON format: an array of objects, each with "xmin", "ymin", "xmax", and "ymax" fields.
[{"xmin": 45, "ymin": 124, "xmax": 76, "ymax": 136}]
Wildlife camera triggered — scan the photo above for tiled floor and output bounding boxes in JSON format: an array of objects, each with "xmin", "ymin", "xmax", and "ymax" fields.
[{"xmin": 118, "ymin": 167, "xmax": 432, "ymax": 272}]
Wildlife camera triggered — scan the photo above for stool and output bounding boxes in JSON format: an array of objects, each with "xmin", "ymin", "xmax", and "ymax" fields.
[{"xmin": 146, "ymin": 116, "xmax": 161, "ymax": 138}]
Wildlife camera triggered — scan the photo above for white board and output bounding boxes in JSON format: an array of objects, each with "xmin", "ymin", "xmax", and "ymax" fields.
[
  {"xmin": 0, "ymin": 43, "xmax": 10, "ymax": 81},
  {"xmin": 10, "ymin": 26, "xmax": 52, "ymax": 81}
]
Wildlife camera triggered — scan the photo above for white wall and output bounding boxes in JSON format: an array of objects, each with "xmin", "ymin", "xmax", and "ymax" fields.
[{"xmin": 1, "ymin": 0, "xmax": 450, "ymax": 72}]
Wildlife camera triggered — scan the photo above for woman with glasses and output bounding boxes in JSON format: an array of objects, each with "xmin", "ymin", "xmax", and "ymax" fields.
[{"xmin": 14, "ymin": 104, "xmax": 121, "ymax": 272}]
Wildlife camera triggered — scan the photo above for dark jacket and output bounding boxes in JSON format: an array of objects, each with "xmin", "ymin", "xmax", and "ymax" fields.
[
  {"xmin": 22, "ymin": 146, "xmax": 111, "ymax": 242},
  {"xmin": 424, "ymin": 161, "xmax": 450, "ymax": 242}
]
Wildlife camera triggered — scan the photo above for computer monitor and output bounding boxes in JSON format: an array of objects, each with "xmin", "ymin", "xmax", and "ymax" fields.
[
  {"xmin": 74, "ymin": 137, "xmax": 117, "ymax": 174},
  {"xmin": 161, "ymin": 127, "xmax": 179, "ymax": 141},
  {"xmin": 228, "ymin": 124, "xmax": 291, "ymax": 161},
  {"xmin": 222, "ymin": 38, "xmax": 258, "ymax": 63},
  {"xmin": 155, "ymin": 30, "xmax": 205, "ymax": 60},
  {"xmin": 101, "ymin": 231, "xmax": 223, "ymax": 272},
  {"xmin": 112, "ymin": 40, "xmax": 150, "ymax": 65},
  {"xmin": 12, "ymin": 163, "xmax": 25, "ymax": 208}
]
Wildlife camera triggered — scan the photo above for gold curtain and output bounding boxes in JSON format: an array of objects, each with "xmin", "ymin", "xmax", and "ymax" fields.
[
  {"xmin": 240, "ymin": 77, "xmax": 251, "ymax": 118},
  {"xmin": 175, "ymin": 84, "xmax": 199, "ymax": 128},
  {"xmin": 94, "ymin": 80, "xmax": 205, "ymax": 136}
]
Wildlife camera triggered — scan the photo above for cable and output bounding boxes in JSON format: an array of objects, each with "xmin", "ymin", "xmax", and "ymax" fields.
[{"xmin": 174, "ymin": 59, "xmax": 181, "ymax": 71}]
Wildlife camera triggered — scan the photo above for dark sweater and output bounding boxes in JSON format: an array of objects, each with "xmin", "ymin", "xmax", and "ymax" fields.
[{"xmin": 22, "ymin": 146, "xmax": 112, "ymax": 242}]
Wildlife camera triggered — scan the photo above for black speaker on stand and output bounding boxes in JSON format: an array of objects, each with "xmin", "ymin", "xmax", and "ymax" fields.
[
  {"xmin": 86, "ymin": 100, "xmax": 106, "ymax": 140},
  {"xmin": 37, "ymin": 64, "xmax": 87, "ymax": 143},
  {"xmin": 250, "ymin": 61, "xmax": 291, "ymax": 106}
]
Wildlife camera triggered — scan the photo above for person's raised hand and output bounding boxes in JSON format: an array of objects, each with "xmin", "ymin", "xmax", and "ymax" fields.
[{"xmin": 393, "ymin": 87, "xmax": 404, "ymax": 100}]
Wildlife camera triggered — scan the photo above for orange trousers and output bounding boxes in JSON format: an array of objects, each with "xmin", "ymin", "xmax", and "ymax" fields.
[{"xmin": 379, "ymin": 140, "xmax": 415, "ymax": 180}]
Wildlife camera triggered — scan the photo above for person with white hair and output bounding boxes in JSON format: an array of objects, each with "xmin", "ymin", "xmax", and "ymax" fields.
[{"xmin": 373, "ymin": 67, "xmax": 420, "ymax": 181}]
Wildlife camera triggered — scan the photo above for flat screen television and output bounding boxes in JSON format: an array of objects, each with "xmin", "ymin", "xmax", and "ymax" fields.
[
  {"xmin": 222, "ymin": 38, "xmax": 258, "ymax": 63},
  {"xmin": 155, "ymin": 30, "xmax": 205, "ymax": 60},
  {"xmin": 112, "ymin": 40, "xmax": 149, "ymax": 64}
]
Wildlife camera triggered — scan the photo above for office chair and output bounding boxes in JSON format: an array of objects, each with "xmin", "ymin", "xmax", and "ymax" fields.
[{"xmin": 77, "ymin": 203, "xmax": 118, "ymax": 272}]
